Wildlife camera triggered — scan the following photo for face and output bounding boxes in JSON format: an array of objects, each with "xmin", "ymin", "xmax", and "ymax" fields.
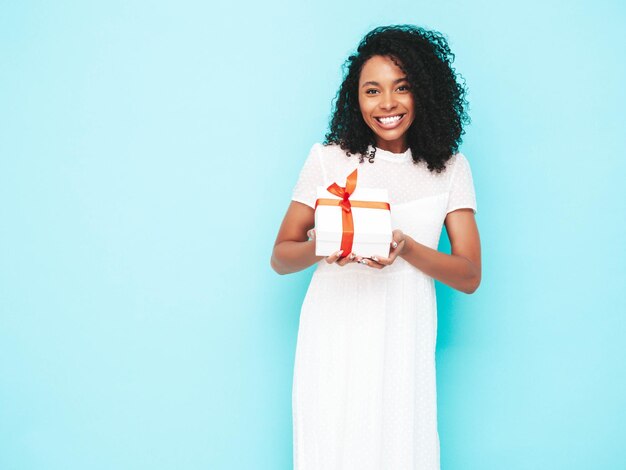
[{"xmin": 358, "ymin": 55, "xmax": 415, "ymax": 153}]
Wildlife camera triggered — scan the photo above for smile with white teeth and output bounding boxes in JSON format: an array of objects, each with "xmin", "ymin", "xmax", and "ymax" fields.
[
  {"xmin": 373, "ymin": 113, "xmax": 406, "ymax": 129},
  {"xmin": 376, "ymin": 114, "xmax": 404, "ymax": 124}
]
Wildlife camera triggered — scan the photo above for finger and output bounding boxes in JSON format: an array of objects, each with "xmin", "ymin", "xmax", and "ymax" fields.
[
  {"xmin": 391, "ymin": 229, "xmax": 404, "ymax": 241},
  {"xmin": 391, "ymin": 240, "xmax": 406, "ymax": 259},
  {"xmin": 358, "ymin": 257, "xmax": 384, "ymax": 269},
  {"xmin": 388, "ymin": 239, "xmax": 406, "ymax": 257},
  {"xmin": 370, "ymin": 255, "xmax": 392, "ymax": 266},
  {"xmin": 390, "ymin": 229, "xmax": 405, "ymax": 249},
  {"xmin": 325, "ymin": 249, "xmax": 343, "ymax": 264},
  {"xmin": 373, "ymin": 239, "xmax": 406, "ymax": 265},
  {"xmin": 336, "ymin": 253, "xmax": 356, "ymax": 266}
]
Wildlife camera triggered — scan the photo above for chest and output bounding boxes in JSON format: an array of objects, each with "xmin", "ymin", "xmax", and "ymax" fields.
[{"xmin": 391, "ymin": 192, "xmax": 449, "ymax": 249}]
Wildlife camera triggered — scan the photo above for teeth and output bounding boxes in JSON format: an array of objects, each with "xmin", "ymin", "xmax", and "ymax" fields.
[{"xmin": 378, "ymin": 115, "xmax": 402, "ymax": 124}]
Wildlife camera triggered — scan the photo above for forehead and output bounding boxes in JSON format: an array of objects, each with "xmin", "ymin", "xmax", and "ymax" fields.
[{"xmin": 359, "ymin": 55, "xmax": 406, "ymax": 83}]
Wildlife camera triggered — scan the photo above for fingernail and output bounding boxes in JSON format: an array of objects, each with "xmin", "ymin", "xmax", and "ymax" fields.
[
  {"xmin": 349, "ymin": 253, "xmax": 356, "ymax": 260},
  {"xmin": 371, "ymin": 256, "xmax": 378, "ymax": 262},
  {"xmin": 392, "ymin": 241, "xmax": 398, "ymax": 248},
  {"xmin": 336, "ymin": 250, "xmax": 344, "ymax": 256},
  {"xmin": 359, "ymin": 259, "xmax": 368, "ymax": 265}
]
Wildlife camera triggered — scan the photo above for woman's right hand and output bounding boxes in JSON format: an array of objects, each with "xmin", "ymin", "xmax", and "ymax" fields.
[{"xmin": 307, "ymin": 229, "xmax": 357, "ymax": 266}]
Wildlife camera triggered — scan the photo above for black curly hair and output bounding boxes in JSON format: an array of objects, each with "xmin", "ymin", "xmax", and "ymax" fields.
[{"xmin": 324, "ymin": 24, "xmax": 470, "ymax": 173}]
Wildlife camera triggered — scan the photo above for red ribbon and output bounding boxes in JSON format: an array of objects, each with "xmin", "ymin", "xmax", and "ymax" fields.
[{"xmin": 314, "ymin": 169, "xmax": 390, "ymax": 258}]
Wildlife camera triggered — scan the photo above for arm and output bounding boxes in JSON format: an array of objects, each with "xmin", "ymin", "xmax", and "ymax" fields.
[
  {"xmin": 270, "ymin": 201, "xmax": 321, "ymax": 275},
  {"xmin": 400, "ymin": 208, "xmax": 481, "ymax": 294},
  {"xmin": 363, "ymin": 208, "xmax": 481, "ymax": 294},
  {"xmin": 271, "ymin": 201, "xmax": 358, "ymax": 274}
]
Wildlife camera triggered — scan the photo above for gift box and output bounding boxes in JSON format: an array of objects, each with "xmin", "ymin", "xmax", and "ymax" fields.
[{"xmin": 314, "ymin": 169, "xmax": 392, "ymax": 259}]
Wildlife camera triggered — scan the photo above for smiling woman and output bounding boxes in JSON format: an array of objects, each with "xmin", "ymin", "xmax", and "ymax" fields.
[{"xmin": 271, "ymin": 24, "xmax": 481, "ymax": 470}]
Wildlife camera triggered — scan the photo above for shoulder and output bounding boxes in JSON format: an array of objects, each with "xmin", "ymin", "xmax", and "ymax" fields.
[
  {"xmin": 310, "ymin": 142, "xmax": 347, "ymax": 156},
  {"xmin": 306, "ymin": 142, "xmax": 351, "ymax": 164},
  {"xmin": 445, "ymin": 151, "xmax": 473, "ymax": 174},
  {"xmin": 448, "ymin": 151, "xmax": 470, "ymax": 166}
]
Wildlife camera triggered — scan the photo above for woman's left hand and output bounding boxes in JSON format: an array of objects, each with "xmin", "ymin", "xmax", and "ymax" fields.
[{"xmin": 358, "ymin": 229, "xmax": 408, "ymax": 269}]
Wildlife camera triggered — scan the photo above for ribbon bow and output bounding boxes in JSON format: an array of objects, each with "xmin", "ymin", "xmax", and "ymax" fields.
[{"xmin": 327, "ymin": 169, "xmax": 358, "ymax": 214}]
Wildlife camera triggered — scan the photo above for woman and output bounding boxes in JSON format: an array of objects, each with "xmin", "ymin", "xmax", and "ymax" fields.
[{"xmin": 271, "ymin": 24, "xmax": 481, "ymax": 470}]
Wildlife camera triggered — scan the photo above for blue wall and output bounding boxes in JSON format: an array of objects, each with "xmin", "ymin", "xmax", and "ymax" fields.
[{"xmin": 1, "ymin": 1, "xmax": 625, "ymax": 468}]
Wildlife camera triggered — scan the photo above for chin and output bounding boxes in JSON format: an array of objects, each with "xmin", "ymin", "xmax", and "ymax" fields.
[
  {"xmin": 374, "ymin": 129, "xmax": 408, "ymax": 142},
  {"xmin": 368, "ymin": 119, "xmax": 412, "ymax": 139}
]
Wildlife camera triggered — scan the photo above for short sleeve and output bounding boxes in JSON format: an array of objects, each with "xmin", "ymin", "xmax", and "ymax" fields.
[
  {"xmin": 291, "ymin": 143, "xmax": 325, "ymax": 209},
  {"xmin": 446, "ymin": 153, "xmax": 477, "ymax": 215}
]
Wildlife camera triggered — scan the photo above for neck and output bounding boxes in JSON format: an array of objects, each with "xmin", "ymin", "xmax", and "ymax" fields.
[{"xmin": 375, "ymin": 139, "xmax": 408, "ymax": 154}]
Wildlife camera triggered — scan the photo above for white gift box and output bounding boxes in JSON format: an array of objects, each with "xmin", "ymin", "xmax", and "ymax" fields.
[{"xmin": 314, "ymin": 185, "xmax": 392, "ymax": 258}]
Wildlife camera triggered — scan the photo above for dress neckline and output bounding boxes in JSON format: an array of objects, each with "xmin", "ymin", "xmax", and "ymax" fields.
[{"xmin": 369, "ymin": 144, "xmax": 412, "ymax": 163}]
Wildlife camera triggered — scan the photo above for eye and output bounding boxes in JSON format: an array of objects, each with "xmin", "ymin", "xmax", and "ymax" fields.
[
  {"xmin": 397, "ymin": 85, "xmax": 410, "ymax": 92},
  {"xmin": 365, "ymin": 89, "xmax": 379, "ymax": 95}
]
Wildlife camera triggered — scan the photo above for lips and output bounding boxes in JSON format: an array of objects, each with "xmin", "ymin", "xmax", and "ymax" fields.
[{"xmin": 374, "ymin": 113, "xmax": 405, "ymax": 129}]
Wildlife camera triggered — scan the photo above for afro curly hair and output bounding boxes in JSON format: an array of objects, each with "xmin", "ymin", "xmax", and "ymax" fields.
[{"xmin": 324, "ymin": 24, "xmax": 470, "ymax": 173}]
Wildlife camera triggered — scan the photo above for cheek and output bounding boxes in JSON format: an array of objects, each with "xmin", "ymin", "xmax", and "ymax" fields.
[
  {"xmin": 402, "ymin": 94, "xmax": 414, "ymax": 111},
  {"xmin": 357, "ymin": 96, "xmax": 366, "ymax": 113},
  {"xmin": 358, "ymin": 100, "xmax": 371, "ymax": 122}
]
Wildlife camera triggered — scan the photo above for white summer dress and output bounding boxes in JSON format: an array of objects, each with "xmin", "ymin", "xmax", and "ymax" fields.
[{"xmin": 290, "ymin": 143, "xmax": 477, "ymax": 470}]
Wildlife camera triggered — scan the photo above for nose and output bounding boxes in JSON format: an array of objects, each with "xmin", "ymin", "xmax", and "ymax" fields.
[{"xmin": 379, "ymin": 91, "xmax": 397, "ymax": 110}]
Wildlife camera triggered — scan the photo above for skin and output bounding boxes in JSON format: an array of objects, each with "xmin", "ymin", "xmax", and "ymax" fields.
[{"xmin": 270, "ymin": 55, "xmax": 481, "ymax": 294}]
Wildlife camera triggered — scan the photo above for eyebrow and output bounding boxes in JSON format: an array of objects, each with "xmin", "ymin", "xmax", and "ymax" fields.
[{"xmin": 361, "ymin": 77, "xmax": 408, "ymax": 88}]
